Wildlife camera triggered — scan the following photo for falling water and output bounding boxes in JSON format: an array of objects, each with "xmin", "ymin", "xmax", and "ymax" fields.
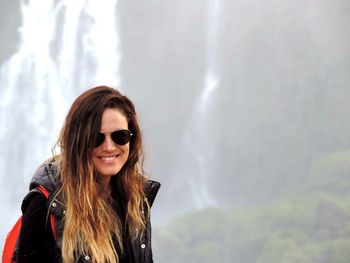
[
  {"xmin": 183, "ymin": 0, "xmax": 221, "ymax": 209},
  {"xmin": 192, "ymin": 0, "xmax": 220, "ymax": 208},
  {"xmin": 0, "ymin": 0, "xmax": 121, "ymax": 247},
  {"xmin": 57, "ymin": 0, "xmax": 121, "ymax": 95},
  {"xmin": 200, "ymin": 0, "xmax": 220, "ymax": 113},
  {"xmin": 0, "ymin": 0, "xmax": 64, "ymax": 204}
]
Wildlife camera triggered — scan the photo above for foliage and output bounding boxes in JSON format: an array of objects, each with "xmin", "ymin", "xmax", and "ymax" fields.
[
  {"xmin": 154, "ymin": 184, "xmax": 350, "ymax": 262},
  {"xmin": 305, "ymin": 150, "xmax": 350, "ymax": 194}
]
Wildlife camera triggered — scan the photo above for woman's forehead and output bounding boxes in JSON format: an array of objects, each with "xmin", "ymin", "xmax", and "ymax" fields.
[{"xmin": 100, "ymin": 108, "xmax": 128, "ymax": 131}]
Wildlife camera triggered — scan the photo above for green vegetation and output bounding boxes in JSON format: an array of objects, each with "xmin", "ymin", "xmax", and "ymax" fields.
[{"xmin": 154, "ymin": 151, "xmax": 350, "ymax": 262}]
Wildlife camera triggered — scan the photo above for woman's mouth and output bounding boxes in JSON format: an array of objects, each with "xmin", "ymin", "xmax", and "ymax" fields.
[{"xmin": 99, "ymin": 155, "xmax": 119, "ymax": 162}]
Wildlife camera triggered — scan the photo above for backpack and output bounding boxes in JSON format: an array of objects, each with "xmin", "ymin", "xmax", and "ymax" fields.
[{"xmin": 2, "ymin": 185, "xmax": 56, "ymax": 263}]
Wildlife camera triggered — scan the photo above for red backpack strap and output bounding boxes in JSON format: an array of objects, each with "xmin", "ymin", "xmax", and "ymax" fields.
[
  {"xmin": 36, "ymin": 185, "xmax": 56, "ymax": 240},
  {"xmin": 2, "ymin": 217, "xmax": 22, "ymax": 263}
]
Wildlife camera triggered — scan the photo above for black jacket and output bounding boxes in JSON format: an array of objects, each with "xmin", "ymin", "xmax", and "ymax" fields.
[{"xmin": 19, "ymin": 161, "xmax": 160, "ymax": 263}]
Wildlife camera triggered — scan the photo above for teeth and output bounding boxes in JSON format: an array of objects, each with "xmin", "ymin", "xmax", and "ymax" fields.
[{"xmin": 101, "ymin": 156, "xmax": 115, "ymax": 161}]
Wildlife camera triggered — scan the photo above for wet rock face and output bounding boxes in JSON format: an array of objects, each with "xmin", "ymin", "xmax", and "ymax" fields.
[{"xmin": 0, "ymin": 0, "xmax": 21, "ymax": 64}]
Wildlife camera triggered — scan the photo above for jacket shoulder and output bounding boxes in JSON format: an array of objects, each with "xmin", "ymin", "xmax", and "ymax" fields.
[
  {"xmin": 21, "ymin": 188, "xmax": 47, "ymax": 213},
  {"xmin": 144, "ymin": 179, "xmax": 161, "ymax": 207},
  {"xmin": 29, "ymin": 160, "xmax": 59, "ymax": 193}
]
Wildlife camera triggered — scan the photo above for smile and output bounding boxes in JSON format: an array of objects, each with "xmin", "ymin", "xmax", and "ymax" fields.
[{"xmin": 99, "ymin": 155, "xmax": 120, "ymax": 162}]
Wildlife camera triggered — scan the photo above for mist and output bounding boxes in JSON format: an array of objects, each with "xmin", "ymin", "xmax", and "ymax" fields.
[{"xmin": 1, "ymin": 0, "xmax": 350, "ymax": 262}]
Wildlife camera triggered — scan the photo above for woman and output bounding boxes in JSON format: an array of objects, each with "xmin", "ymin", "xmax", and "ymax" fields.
[{"xmin": 16, "ymin": 86, "xmax": 160, "ymax": 263}]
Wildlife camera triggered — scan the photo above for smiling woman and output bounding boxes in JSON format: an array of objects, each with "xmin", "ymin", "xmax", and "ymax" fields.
[{"xmin": 15, "ymin": 86, "xmax": 160, "ymax": 263}]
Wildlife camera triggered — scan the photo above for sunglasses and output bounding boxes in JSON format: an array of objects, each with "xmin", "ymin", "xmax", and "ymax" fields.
[{"xmin": 95, "ymin": 129, "xmax": 133, "ymax": 147}]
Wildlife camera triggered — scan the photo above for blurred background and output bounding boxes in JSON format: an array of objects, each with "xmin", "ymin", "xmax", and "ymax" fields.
[{"xmin": 1, "ymin": 0, "xmax": 350, "ymax": 262}]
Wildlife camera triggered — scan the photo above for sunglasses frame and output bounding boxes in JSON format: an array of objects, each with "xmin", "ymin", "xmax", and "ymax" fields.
[{"xmin": 95, "ymin": 129, "xmax": 133, "ymax": 147}]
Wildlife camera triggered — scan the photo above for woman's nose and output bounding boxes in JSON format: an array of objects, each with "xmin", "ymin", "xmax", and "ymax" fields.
[{"xmin": 101, "ymin": 135, "xmax": 116, "ymax": 151}]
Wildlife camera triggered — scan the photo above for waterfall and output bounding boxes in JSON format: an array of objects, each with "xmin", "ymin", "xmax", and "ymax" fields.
[
  {"xmin": 172, "ymin": 0, "xmax": 220, "ymax": 210},
  {"xmin": 0, "ymin": 0, "xmax": 121, "ymax": 246},
  {"xmin": 189, "ymin": 0, "xmax": 220, "ymax": 208},
  {"xmin": 57, "ymin": 0, "xmax": 121, "ymax": 95}
]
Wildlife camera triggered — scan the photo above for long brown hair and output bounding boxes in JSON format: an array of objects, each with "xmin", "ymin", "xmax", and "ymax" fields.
[{"xmin": 55, "ymin": 86, "xmax": 148, "ymax": 263}]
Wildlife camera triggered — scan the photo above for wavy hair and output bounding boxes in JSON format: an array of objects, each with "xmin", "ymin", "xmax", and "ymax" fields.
[{"xmin": 55, "ymin": 86, "xmax": 148, "ymax": 263}]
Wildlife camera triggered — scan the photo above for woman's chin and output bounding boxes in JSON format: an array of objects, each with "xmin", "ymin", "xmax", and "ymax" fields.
[{"xmin": 97, "ymin": 168, "xmax": 122, "ymax": 178}]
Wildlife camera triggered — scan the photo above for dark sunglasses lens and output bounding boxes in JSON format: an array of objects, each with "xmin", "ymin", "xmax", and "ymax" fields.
[
  {"xmin": 95, "ymin": 133, "xmax": 105, "ymax": 147},
  {"xmin": 111, "ymin": 130, "xmax": 132, "ymax": 145}
]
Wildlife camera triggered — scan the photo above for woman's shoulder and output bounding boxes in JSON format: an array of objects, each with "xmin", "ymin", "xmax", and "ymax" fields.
[
  {"xmin": 29, "ymin": 158, "xmax": 60, "ymax": 193},
  {"xmin": 144, "ymin": 179, "xmax": 161, "ymax": 207},
  {"xmin": 21, "ymin": 189, "xmax": 47, "ymax": 213}
]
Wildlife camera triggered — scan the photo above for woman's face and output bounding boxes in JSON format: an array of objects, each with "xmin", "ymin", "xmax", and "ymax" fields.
[{"xmin": 92, "ymin": 108, "xmax": 130, "ymax": 181}]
